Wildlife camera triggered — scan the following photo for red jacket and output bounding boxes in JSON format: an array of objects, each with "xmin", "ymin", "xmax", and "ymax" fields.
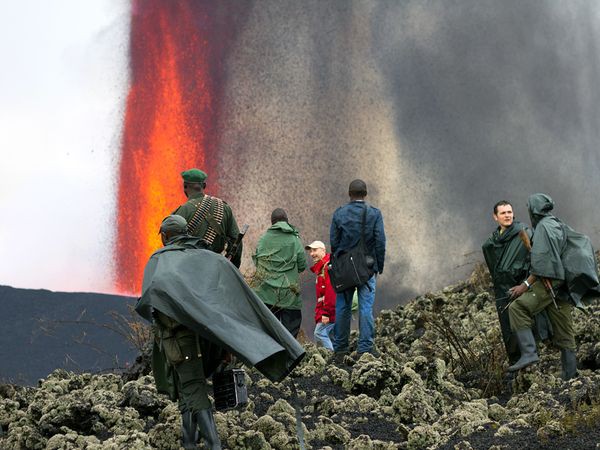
[{"xmin": 310, "ymin": 253, "xmax": 336, "ymax": 324}]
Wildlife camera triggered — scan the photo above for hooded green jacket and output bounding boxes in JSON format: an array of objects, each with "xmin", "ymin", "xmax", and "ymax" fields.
[
  {"xmin": 527, "ymin": 193, "xmax": 600, "ymax": 307},
  {"xmin": 252, "ymin": 221, "xmax": 307, "ymax": 310},
  {"xmin": 136, "ymin": 235, "xmax": 306, "ymax": 394},
  {"xmin": 482, "ymin": 221, "xmax": 531, "ymax": 299}
]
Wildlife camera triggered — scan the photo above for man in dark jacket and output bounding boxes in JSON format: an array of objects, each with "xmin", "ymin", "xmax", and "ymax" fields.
[
  {"xmin": 330, "ymin": 179, "xmax": 386, "ymax": 356},
  {"xmin": 482, "ymin": 200, "xmax": 551, "ymax": 364},
  {"xmin": 252, "ymin": 208, "xmax": 307, "ymax": 337},
  {"xmin": 137, "ymin": 215, "xmax": 305, "ymax": 449},
  {"xmin": 507, "ymin": 193, "xmax": 600, "ymax": 379}
]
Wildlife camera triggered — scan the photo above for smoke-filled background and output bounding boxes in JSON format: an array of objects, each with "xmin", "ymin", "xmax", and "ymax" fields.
[{"xmin": 2, "ymin": 1, "xmax": 600, "ymax": 311}]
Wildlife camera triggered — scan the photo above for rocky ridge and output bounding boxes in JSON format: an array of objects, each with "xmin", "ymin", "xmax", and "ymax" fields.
[{"xmin": 2, "ymin": 264, "xmax": 600, "ymax": 449}]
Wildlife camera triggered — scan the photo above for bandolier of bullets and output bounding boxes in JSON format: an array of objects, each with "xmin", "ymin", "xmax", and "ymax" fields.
[{"xmin": 186, "ymin": 195, "xmax": 224, "ymax": 246}]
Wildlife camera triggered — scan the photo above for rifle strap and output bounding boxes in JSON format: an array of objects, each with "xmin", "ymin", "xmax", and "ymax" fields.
[{"xmin": 187, "ymin": 195, "xmax": 225, "ymax": 246}]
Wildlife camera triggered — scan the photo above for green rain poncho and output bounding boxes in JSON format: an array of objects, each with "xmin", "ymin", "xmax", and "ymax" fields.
[
  {"xmin": 482, "ymin": 221, "xmax": 530, "ymax": 298},
  {"xmin": 136, "ymin": 236, "xmax": 306, "ymax": 388},
  {"xmin": 252, "ymin": 221, "xmax": 306, "ymax": 310},
  {"xmin": 527, "ymin": 193, "xmax": 600, "ymax": 308}
]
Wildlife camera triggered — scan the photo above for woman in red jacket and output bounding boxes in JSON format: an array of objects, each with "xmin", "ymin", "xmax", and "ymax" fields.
[{"xmin": 306, "ymin": 241, "xmax": 337, "ymax": 350}]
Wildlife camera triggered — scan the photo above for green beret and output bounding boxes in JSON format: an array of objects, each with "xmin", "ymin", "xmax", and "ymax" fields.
[
  {"xmin": 181, "ymin": 168, "xmax": 207, "ymax": 183},
  {"xmin": 160, "ymin": 215, "xmax": 188, "ymax": 234}
]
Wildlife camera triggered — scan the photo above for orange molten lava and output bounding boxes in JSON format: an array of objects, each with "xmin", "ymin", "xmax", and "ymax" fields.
[{"xmin": 115, "ymin": 2, "xmax": 217, "ymax": 294}]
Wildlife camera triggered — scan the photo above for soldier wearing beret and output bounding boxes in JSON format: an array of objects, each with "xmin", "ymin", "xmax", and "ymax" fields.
[{"xmin": 172, "ymin": 168, "xmax": 242, "ymax": 267}]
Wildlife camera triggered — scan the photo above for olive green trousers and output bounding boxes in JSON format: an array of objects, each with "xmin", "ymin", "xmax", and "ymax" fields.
[
  {"xmin": 172, "ymin": 335, "xmax": 211, "ymax": 412},
  {"xmin": 508, "ymin": 281, "xmax": 575, "ymax": 350}
]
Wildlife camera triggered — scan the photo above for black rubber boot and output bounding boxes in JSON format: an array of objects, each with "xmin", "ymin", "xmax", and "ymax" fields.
[
  {"xmin": 561, "ymin": 348, "xmax": 577, "ymax": 380},
  {"xmin": 181, "ymin": 410, "xmax": 199, "ymax": 449},
  {"xmin": 507, "ymin": 329, "xmax": 539, "ymax": 372},
  {"xmin": 196, "ymin": 409, "xmax": 221, "ymax": 450}
]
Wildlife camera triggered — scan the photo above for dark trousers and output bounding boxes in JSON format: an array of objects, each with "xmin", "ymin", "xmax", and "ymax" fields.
[{"xmin": 267, "ymin": 305, "xmax": 302, "ymax": 338}]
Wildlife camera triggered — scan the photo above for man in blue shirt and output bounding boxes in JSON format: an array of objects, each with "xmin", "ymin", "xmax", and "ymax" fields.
[{"xmin": 330, "ymin": 179, "xmax": 386, "ymax": 357}]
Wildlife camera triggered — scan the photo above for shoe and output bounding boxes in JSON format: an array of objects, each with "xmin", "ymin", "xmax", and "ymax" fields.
[
  {"xmin": 333, "ymin": 351, "xmax": 348, "ymax": 364},
  {"xmin": 561, "ymin": 348, "xmax": 577, "ymax": 381},
  {"xmin": 507, "ymin": 329, "xmax": 539, "ymax": 372},
  {"xmin": 195, "ymin": 408, "xmax": 221, "ymax": 450}
]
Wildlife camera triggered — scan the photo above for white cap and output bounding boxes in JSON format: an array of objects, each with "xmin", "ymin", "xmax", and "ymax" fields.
[{"xmin": 305, "ymin": 240, "xmax": 326, "ymax": 250}]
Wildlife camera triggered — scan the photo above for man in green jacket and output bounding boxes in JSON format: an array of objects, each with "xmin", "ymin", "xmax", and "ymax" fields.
[
  {"xmin": 507, "ymin": 193, "xmax": 600, "ymax": 380},
  {"xmin": 252, "ymin": 208, "xmax": 307, "ymax": 337},
  {"xmin": 172, "ymin": 168, "xmax": 242, "ymax": 267},
  {"xmin": 482, "ymin": 200, "xmax": 533, "ymax": 364}
]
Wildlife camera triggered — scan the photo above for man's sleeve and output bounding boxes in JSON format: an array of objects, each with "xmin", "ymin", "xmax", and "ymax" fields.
[
  {"xmin": 296, "ymin": 239, "xmax": 307, "ymax": 273},
  {"xmin": 374, "ymin": 210, "xmax": 386, "ymax": 274},
  {"xmin": 330, "ymin": 212, "xmax": 340, "ymax": 254}
]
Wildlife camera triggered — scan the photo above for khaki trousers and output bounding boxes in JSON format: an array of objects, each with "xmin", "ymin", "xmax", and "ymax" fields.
[{"xmin": 508, "ymin": 280, "xmax": 575, "ymax": 350}]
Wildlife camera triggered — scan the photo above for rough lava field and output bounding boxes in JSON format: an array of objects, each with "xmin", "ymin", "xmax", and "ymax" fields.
[{"xmin": 2, "ymin": 261, "xmax": 600, "ymax": 449}]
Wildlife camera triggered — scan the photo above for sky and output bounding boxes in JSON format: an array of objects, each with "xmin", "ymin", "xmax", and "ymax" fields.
[{"xmin": 0, "ymin": 0, "xmax": 130, "ymax": 293}]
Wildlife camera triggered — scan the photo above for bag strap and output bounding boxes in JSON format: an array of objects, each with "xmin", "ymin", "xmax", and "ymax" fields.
[{"xmin": 360, "ymin": 202, "xmax": 368, "ymax": 244}]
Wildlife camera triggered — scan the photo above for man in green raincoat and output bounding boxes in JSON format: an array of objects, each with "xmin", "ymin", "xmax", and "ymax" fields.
[
  {"xmin": 507, "ymin": 193, "xmax": 600, "ymax": 380},
  {"xmin": 172, "ymin": 168, "xmax": 242, "ymax": 267},
  {"xmin": 483, "ymin": 200, "xmax": 534, "ymax": 364},
  {"xmin": 252, "ymin": 208, "xmax": 307, "ymax": 337},
  {"xmin": 137, "ymin": 215, "xmax": 305, "ymax": 449}
]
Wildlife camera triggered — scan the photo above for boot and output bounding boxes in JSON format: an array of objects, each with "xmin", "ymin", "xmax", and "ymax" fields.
[
  {"xmin": 507, "ymin": 329, "xmax": 539, "ymax": 372},
  {"xmin": 196, "ymin": 408, "xmax": 221, "ymax": 450},
  {"xmin": 561, "ymin": 348, "xmax": 577, "ymax": 381},
  {"xmin": 181, "ymin": 411, "xmax": 199, "ymax": 449}
]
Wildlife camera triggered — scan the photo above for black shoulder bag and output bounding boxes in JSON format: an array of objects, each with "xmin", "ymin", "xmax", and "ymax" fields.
[{"xmin": 329, "ymin": 203, "xmax": 375, "ymax": 293}]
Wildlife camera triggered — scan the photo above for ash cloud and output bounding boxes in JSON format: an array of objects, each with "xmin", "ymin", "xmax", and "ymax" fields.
[{"xmin": 215, "ymin": 1, "xmax": 600, "ymax": 311}]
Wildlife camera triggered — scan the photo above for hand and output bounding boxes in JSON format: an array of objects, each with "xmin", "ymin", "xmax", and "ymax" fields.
[
  {"xmin": 508, "ymin": 283, "xmax": 528, "ymax": 300},
  {"xmin": 317, "ymin": 296, "xmax": 324, "ymax": 303},
  {"xmin": 321, "ymin": 316, "xmax": 330, "ymax": 324}
]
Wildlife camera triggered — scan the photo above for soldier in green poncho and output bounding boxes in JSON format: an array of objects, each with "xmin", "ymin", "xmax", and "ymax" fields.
[
  {"xmin": 251, "ymin": 208, "xmax": 307, "ymax": 337},
  {"xmin": 137, "ymin": 215, "xmax": 305, "ymax": 449},
  {"xmin": 482, "ymin": 200, "xmax": 549, "ymax": 365},
  {"xmin": 507, "ymin": 193, "xmax": 600, "ymax": 380},
  {"xmin": 172, "ymin": 168, "xmax": 242, "ymax": 267}
]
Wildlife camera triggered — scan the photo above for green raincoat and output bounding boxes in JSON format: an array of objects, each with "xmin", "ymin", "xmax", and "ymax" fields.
[
  {"xmin": 482, "ymin": 221, "xmax": 551, "ymax": 360},
  {"xmin": 482, "ymin": 221, "xmax": 530, "ymax": 300},
  {"xmin": 252, "ymin": 221, "xmax": 307, "ymax": 310},
  {"xmin": 527, "ymin": 193, "xmax": 600, "ymax": 308},
  {"xmin": 136, "ymin": 236, "xmax": 306, "ymax": 397}
]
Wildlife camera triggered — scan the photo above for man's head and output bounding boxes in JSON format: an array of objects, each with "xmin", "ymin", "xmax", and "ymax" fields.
[
  {"xmin": 271, "ymin": 208, "xmax": 288, "ymax": 225},
  {"xmin": 305, "ymin": 240, "xmax": 326, "ymax": 263},
  {"xmin": 349, "ymin": 179, "xmax": 367, "ymax": 200},
  {"xmin": 181, "ymin": 168, "xmax": 207, "ymax": 198},
  {"xmin": 492, "ymin": 200, "xmax": 514, "ymax": 231},
  {"xmin": 527, "ymin": 193, "xmax": 554, "ymax": 227},
  {"xmin": 159, "ymin": 215, "xmax": 187, "ymax": 245}
]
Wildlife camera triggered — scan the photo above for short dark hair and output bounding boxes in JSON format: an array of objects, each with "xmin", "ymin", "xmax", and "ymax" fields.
[
  {"xmin": 271, "ymin": 208, "xmax": 288, "ymax": 224},
  {"xmin": 493, "ymin": 200, "xmax": 512, "ymax": 215},
  {"xmin": 349, "ymin": 179, "xmax": 367, "ymax": 197}
]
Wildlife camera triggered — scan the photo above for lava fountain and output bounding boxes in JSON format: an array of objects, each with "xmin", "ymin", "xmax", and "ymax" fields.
[{"xmin": 115, "ymin": 1, "xmax": 242, "ymax": 294}]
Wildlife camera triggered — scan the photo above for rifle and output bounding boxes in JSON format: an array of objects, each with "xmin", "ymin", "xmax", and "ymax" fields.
[{"xmin": 225, "ymin": 224, "xmax": 249, "ymax": 261}]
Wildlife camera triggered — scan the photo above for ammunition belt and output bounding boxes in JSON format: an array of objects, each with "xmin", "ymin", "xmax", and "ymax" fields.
[
  {"xmin": 203, "ymin": 198, "xmax": 224, "ymax": 246},
  {"xmin": 186, "ymin": 195, "xmax": 225, "ymax": 246},
  {"xmin": 187, "ymin": 195, "xmax": 212, "ymax": 236}
]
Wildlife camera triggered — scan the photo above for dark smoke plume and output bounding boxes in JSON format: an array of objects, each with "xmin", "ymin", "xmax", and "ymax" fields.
[{"xmin": 209, "ymin": 1, "xmax": 600, "ymax": 311}]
